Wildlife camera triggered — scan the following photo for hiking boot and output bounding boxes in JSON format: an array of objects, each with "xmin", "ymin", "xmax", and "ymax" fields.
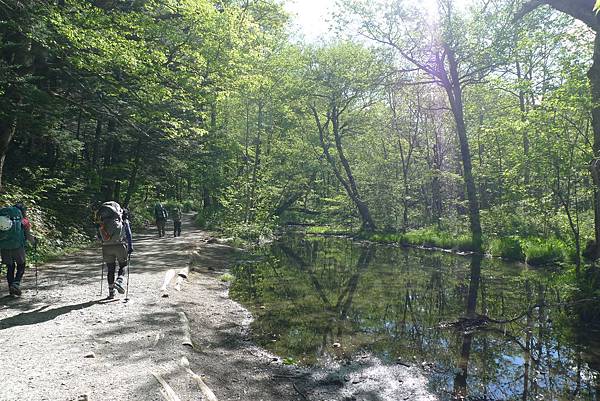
[
  {"xmin": 114, "ymin": 278, "xmax": 125, "ymax": 294},
  {"xmin": 8, "ymin": 285, "xmax": 15, "ymax": 296},
  {"xmin": 11, "ymin": 285, "xmax": 21, "ymax": 297},
  {"xmin": 106, "ymin": 290, "xmax": 116, "ymax": 300}
]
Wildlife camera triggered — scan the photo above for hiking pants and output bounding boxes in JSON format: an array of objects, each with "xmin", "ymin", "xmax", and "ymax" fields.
[
  {"xmin": 156, "ymin": 219, "xmax": 166, "ymax": 237},
  {"xmin": 173, "ymin": 220, "xmax": 182, "ymax": 237},
  {"xmin": 106, "ymin": 262, "xmax": 127, "ymax": 288},
  {"xmin": 1, "ymin": 247, "xmax": 26, "ymax": 288},
  {"xmin": 102, "ymin": 244, "xmax": 128, "ymax": 288}
]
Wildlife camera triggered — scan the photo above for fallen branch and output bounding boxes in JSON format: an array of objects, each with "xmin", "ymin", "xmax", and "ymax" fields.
[
  {"xmin": 175, "ymin": 265, "xmax": 190, "ymax": 291},
  {"xmin": 178, "ymin": 265, "xmax": 190, "ymax": 279},
  {"xmin": 178, "ymin": 311, "xmax": 193, "ymax": 348},
  {"xmin": 151, "ymin": 370, "xmax": 182, "ymax": 401},
  {"xmin": 180, "ymin": 356, "xmax": 218, "ymax": 401},
  {"xmin": 160, "ymin": 269, "xmax": 177, "ymax": 297},
  {"xmin": 175, "ymin": 276, "xmax": 184, "ymax": 292}
]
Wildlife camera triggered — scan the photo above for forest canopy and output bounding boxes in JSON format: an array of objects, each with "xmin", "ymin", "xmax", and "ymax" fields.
[{"xmin": 1, "ymin": 0, "xmax": 599, "ymax": 270}]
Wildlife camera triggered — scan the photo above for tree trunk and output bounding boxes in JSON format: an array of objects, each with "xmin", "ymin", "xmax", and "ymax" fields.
[
  {"xmin": 0, "ymin": 116, "xmax": 17, "ymax": 192},
  {"xmin": 245, "ymin": 102, "xmax": 262, "ymax": 223},
  {"xmin": 92, "ymin": 118, "xmax": 102, "ymax": 168},
  {"xmin": 123, "ymin": 136, "xmax": 144, "ymax": 207},
  {"xmin": 516, "ymin": 60, "xmax": 531, "ymax": 186},
  {"xmin": 100, "ymin": 120, "xmax": 118, "ymax": 201},
  {"xmin": 588, "ymin": 32, "xmax": 600, "ymax": 260},
  {"xmin": 0, "ymin": 27, "xmax": 32, "ymax": 192},
  {"xmin": 203, "ymin": 187, "xmax": 211, "ymax": 209},
  {"xmin": 113, "ymin": 180, "xmax": 121, "ymax": 204},
  {"xmin": 518, "ymin": 0, "xmax": 600, "ymax": 261},
  {"xmin": 331, "ymin": 107, "xmax": 377, "ymax": 231},
  {"xmin": 312, "ymin": 104, "xmax": 376, "ymax": 232},
  {"xmin": 275, "ymin": 192, "xmax": 304, "ymax": 217},
  {"xmin": 445, "ymin": 46, "xmax": 483, "ymax": 251},
  {"xmin": 431, "ymin": 129, "xmax": 443, "ymax": 226}
]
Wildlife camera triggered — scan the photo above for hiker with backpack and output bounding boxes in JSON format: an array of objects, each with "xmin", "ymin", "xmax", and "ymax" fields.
[
  {"xmin": 0, "ymin": 203, "xmax": 35, "ymax": 296},
  {"xmin": 154, "ymin": 202, "xmax": 168, "ymax": 238},
  {"xmin": 96, "ymin": 201, "xmax": 133, "ymax": 299},
  {"xmin": 172, "ymin": 205, "xmax": 182, "ymax": 237}
]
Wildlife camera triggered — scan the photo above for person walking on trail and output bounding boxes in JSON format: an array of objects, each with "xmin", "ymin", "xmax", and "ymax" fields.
[
  {"xmin": 154, "ymin": 202, "xmax": 168, "ymax": 238},
  {"xmin": 0, "ymin": 203, "xmax": 35, "ymax": 297},
  {"xmin": 172, "ymin": 205, "xmax": 182, "ymax": 237},
  {"xmin": 96, "ymin": 201, "xmax": 133, "ymax": 299}
]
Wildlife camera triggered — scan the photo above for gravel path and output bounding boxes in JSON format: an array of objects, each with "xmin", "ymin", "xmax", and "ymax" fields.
[{"xmin": 0, "ymin": 216, "xmax": 437, "ymax": 401}]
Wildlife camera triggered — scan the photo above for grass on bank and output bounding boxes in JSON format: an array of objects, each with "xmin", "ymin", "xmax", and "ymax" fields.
[{"xmin": 307, "ymin": 224, "xmax": 573, "ymax": 266}]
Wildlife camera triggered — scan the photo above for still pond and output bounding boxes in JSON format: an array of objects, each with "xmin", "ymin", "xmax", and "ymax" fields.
[{"xmin": 230, "ymin": 235, "xmax": 600, "ymax": 400}]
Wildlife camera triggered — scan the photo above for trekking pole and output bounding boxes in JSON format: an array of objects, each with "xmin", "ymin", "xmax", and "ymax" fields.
[
  {"xmin": 34, "ymin": 241, "xmax": 39, "ymax": 295},
  {"xmin": 125, "ymin": 253, "xmax": 131, "ymax": 302},
  {"xmin": 100, "ymin": 262, "xmax": 104, "ymax": 296}
]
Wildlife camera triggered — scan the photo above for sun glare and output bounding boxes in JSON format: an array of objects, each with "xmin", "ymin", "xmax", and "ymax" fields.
[
  {"xmin": 284, "ymin": 0, "xmax": 475, "ymax": 41},
  {"xmin": 419, "ymin": 0, "xmax": 473, "ymax": 20}
]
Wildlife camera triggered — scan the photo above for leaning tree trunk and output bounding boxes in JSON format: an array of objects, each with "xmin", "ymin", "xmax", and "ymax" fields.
[
  {"xmin": 312, "ymin": 104, "xmax": 377, "ymax": 232},
  {"xmin": 331, "ymin": 107, "xmax": 377, "ymax": 232}
]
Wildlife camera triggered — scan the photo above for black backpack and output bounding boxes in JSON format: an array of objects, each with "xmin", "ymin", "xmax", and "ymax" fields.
[
  {"xmin": 97, "ymin": 201, "xmax": 125, "ymax": 245},
  {"xmin": 155, "ymin": 203, "xmax": 168, "ymax": 220}
]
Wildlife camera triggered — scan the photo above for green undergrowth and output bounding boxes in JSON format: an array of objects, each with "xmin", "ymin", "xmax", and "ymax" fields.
[
  {"xmin": 521, "ymin": 238, "xmax": 569, "ymax": 266},
  {"xmin": 487, "ymin": 236, "xmax": 570, "ymax": 265},
  {"xmin": 219, "ymin": 272, "xmax": 235, "ymax": 282},
  {"xmin": 310, "ymin": 222, "xmax": 574, "ymax": 266},
  {"xmin": 305, "ymin": 225, "xmax": 351, "ymax": 235},
  {"xmin": 487, "ymin": 237, "xmax": 524, "ymax": 261},
  {"xmin": 1, "ymin": 184, "xmax": 93, "ymax": 268},
  {"xmin": 363, "ymin": 228, "xmax": 475, "ymax": 252},
  {"xmin": 206, "ymin": 220, "xmax": 577, "ymax": 268}
]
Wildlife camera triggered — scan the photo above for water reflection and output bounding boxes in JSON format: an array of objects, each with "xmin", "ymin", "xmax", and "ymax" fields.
[
  {"xmin": 230, "ymin": 236, "xmax": 600, "ymax": 400},
  {"xmin": 453, "ymin": 255, "xmax": 482, "ymax": 400}
]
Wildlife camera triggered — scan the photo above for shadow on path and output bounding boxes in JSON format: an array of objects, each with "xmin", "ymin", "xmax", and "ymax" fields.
[{"xmin": 0, "ymin": 299, "xmax": 102, "ymax": 330}]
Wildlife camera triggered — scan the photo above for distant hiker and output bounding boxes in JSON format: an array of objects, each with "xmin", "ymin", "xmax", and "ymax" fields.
[
  {"xmin": 96, "ymin": 201, "xmax": 133, "ymax": 299},
  {"xmin": 172, "ymin": 206, "xmax": 182, "ymax": 237},
  {"xmin": 154, "ymin": 202, "xmax": 168, "ymax": 238},
  {"xmin": 0, "ymin": 203, "xmax": 35, "ymax": 296}
]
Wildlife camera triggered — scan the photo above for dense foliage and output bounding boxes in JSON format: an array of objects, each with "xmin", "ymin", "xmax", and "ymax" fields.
[{"xmin": 1, "ymin": 0, "xmax": 599, "ymax": 275}]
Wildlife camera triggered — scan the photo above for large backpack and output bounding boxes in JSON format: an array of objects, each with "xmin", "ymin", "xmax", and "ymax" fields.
[
  {"xmin": 155, "ymin": 203, "xmax": 168, "ymax": 220},
  {"xmin": 173, "ymin": 207, "xmax": 182, "ymax": 221},
  {"xmin": 0, "ymin": 207, "xmax": 25, "ymax": 249},
  {"xmin": 97, "ymin": 201, "xmax": 125, "ymax": 245}
]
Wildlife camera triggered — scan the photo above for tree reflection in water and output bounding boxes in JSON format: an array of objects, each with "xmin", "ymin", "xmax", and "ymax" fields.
[
  {"xmin": 230, "ymin": 236, "xmax": 600, "ymax": 400},
  {"xmin": 453, "ymin": 255, "xmax": 482, "ymax": 400}
]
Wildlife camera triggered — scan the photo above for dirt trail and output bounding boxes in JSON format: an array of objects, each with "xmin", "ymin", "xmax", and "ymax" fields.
[{"xmin": 0, "ymin": 216, "xmax": 436, "ymax": 401}]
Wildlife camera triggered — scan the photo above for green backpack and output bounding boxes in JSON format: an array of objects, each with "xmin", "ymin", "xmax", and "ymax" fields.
[{"xmin": 0, "ymin": 207, "xmax": 25, "ymax": 249}]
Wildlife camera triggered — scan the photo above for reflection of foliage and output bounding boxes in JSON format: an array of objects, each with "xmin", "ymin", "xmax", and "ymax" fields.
[{"xmin": 230, "ymin": 236, "xmax": 600, "ymax": 400}]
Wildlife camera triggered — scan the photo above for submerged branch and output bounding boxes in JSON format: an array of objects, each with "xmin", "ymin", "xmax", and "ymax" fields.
[{"xmin": 440, "ymin": 298, "xmax": 600, "ymax": 329}]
